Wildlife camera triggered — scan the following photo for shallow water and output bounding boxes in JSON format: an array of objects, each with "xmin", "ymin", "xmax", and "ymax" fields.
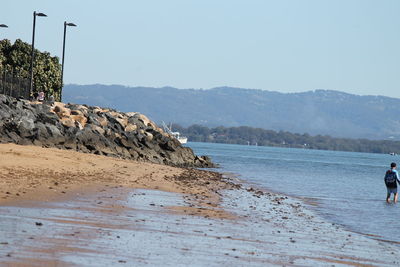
[{"xmin": 187, "ymin": 142, "xmax": 400, "ymax": 242}]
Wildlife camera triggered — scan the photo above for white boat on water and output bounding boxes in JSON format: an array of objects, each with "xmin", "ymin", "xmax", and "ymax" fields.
[
  {"xmin": 172, "ymin": 131, "xmax": 188, "ymax": 144},
  {"xmin": 162, "ymin": 122, "xmax": 187, "ymax": 144}
]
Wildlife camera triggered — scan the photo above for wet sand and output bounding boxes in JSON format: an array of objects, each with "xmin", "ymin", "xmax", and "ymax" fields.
[{"xmin": 1, "ymin": 144, "xmax": 400, "ymax": 266}]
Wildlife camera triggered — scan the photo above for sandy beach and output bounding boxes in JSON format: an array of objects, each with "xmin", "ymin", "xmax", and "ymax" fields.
[
  {"xmin": 0, "ymin": 143, "xmax": 232, "ymax": 214},
  {"xmin": 1, "ymin": 143, "xmax": 400, "ymax": 266}
]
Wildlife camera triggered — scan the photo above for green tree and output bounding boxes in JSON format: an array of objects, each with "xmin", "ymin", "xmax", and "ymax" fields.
[{"xmin": 0, "ymin": 39, "xmax": 62, "ymax": 101}]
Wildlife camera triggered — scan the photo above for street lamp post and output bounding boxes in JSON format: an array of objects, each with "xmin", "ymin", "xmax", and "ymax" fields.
[
  {"xmin": 1, "ymin": 24, "xmax": 7, "ymax": 95},
  {"xmin": 60, "ymin": 21, "xmax": 77, "ymax": 102},
  {"xmin": 30, "ymin": 11, "xmax": 47, "ymax": 96},
  {"xmin": 1, "ymin": 24, "xmax": 8, "ymax": 95}
]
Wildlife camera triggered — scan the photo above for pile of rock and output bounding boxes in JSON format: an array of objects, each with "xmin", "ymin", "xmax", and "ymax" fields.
[{"xmin": 0, "ymin": 94, "xmax": 214, "ymax": 167}]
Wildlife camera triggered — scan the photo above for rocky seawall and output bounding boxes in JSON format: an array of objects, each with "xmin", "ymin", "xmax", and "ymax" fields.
[{"xmin": 0, "ymin": 94, "xmax": 214, "ymax": 167}]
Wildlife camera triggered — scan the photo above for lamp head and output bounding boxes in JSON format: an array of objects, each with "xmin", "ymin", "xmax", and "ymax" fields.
[
  {"xmin": 0, "ymin": 24, "xmax": 8, "ymax": 28},
  {"xmin": 36, "ymin": 12, "xmax": 47, "ymax": 17}
]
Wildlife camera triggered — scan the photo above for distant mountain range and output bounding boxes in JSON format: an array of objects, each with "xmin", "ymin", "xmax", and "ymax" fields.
[{"xmin": 63, "ymin": 84, "xmax": 400, "ymax": 140}]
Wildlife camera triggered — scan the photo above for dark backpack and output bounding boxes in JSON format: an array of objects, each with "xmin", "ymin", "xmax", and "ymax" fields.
[{"xmin": 385, "ymin": 170, "xmax": 398, "ymax": 188}]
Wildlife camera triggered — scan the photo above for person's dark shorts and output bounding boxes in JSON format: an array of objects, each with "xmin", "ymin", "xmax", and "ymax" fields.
[{"xmin": 387, "ymin": 187, "xmax": 398, "ymax": 195}]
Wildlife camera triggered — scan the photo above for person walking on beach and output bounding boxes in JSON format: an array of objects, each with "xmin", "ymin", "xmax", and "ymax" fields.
[{"xmin": 384, "ymin": 162, "xmax": 400, "ymax": 203}]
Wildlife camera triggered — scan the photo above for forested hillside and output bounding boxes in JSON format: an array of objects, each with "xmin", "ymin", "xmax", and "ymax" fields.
[{"xmin": 64, "ymin": 84, "xmax": 400, "ymax": 140}]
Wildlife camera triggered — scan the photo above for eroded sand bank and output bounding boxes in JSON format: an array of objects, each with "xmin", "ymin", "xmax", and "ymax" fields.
[{"xmin": 1, "ymin": 144, "xmax": 400, "ymax": 266}]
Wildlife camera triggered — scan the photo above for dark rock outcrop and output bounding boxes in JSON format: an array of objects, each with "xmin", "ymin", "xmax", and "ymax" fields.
[{"xmin": 0, "ymin": 94, "xmax": 214, "ymax": 168}]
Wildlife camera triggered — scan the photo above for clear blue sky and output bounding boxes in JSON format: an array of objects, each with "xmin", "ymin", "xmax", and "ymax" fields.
[{"xmin": 1, "ymin": 0, "xmax": 400, "ymax": 98}]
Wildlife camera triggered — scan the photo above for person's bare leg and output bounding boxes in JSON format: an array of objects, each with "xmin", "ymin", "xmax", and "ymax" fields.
[
  {"xmin": 387, "ymin": 193, "xmax": 391, "ymax": 203},
  {"xmin": 395, "ymin": 193, "xmax": 398, "ymax": 203}
]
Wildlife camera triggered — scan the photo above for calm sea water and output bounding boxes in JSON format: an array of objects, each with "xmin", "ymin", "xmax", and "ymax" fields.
[{"xmin": 187, "ymin": 142, "xmax": 400, "ymax": 242}]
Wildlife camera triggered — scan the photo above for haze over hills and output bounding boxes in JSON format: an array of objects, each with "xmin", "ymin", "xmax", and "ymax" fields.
[{"xmin": 63, "ymin": 84, "xmax": 400, "ymax": 140}]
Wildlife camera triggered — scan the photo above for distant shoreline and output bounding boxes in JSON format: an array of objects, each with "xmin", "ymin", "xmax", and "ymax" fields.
[{"xmin": 177, "ymin": 125, "xmax": 400, "ymax": 155}]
